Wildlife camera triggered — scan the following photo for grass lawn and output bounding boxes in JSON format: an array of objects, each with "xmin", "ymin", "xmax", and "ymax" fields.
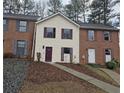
[{"xmin": 18, "ymin": 62, "xmax": 107, "ymax": 93}]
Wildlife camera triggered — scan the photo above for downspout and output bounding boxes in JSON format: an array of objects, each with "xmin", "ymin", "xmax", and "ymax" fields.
[{"xmin": 31, "ymin": 22, "xmax": 37, "ymax": 60}]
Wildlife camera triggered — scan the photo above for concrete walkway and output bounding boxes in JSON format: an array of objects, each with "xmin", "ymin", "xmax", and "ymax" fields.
[
  {"xmin": 50, "ymin": 63, "xmax": 120, "ymax": 93},
  {"xmin": 99, "ymin": 68, "xmax": 120, "ymax": 85}
]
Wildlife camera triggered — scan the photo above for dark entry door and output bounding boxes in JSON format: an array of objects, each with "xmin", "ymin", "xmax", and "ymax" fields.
[{"xmin": 45, "ymin": 47, "xmax": 52, "ymax": 62}]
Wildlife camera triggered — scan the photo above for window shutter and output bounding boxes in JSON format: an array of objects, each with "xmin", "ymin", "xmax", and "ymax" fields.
[
  {"xmin": 61, "ymin": 48, "xmax": 64, "ymax": 61},
  {"xmin": 6, "ymin": 19, "xmax": 8, "ymax": 31},
  {"xmin": 53, "ymin": 28, "xmax": 56, "ymax": 38},
  {"xmin": 13, "ymin": 40, "xmax": 17, "ymax": 56},
  {"xmin": 61, "ymin": 29, "xmax": 64, "ymax": 39},
  {"xmin": 16, "ymin": 20, "xmax": 20, "ymax": 31},
  {"xmin": 24, "ymin": 41, "xmax": 28, "ymax": 56},
  {"xmin": 44, "ymin": 27, "xmax": 47, "ymax": 37},
  {"xmin": 70, "ymin": 48, "xmax": 73, "ymax": 62},
  {"xmin": 71, "ymin": 29, "xmax": 73, "ymax": 39},
  {"xmin": 26, "ymin": 21, "xmax": 28, "ymax": 32}
]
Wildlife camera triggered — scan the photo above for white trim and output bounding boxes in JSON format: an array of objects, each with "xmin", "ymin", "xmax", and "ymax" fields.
[{"xmin": 36, "ymin": 12, "xmax": 80, "ymax": 27}]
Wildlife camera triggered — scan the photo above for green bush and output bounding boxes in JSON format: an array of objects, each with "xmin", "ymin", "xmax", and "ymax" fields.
[
  {"xmin": 88, "ymin": 63, "xmax": 101, "ymax": 68},
  {"xmin": 106, "ymin": 61, "xmax": 117, "ymax": 70}
]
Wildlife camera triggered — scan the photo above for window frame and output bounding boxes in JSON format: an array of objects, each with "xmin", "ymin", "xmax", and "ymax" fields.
[
  {"xmin": 44, "ymin": 27, "xmax": 56, "ymax": 38},
  {"xmin": 88, "ymin": 30, "xmax": 95, "ymax": 41},
  {"xmin": 61, "ymin": 47, "xmax": 73, "ymax": 61},
  {"xmin": 103, "ymin": 31, "xmax": 111, "ymax": 41},
  {"xmin": 62, "ymin": 28, "xmax": 73, "ymax": 39},
  {"xmin": 18, "ymin": 20, "xmax": 27, "ymax": 32},
  {"xmin": 16, "ymin": 40, "xmax": 26, "ymax": 56}
]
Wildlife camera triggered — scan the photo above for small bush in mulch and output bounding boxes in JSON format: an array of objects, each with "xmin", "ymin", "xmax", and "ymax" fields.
[
  {"xmin": 106, "ymin": 58, "xmax": 119, "ymax": 70},
  {"xmin": 88, "ymin": 63, "xmax": 105, "ymax": 68}
]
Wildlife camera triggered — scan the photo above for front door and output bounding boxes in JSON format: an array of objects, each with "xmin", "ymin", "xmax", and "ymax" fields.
[
  {"xmin": 45, "ymin": 47, "xmax": 52, "ymax": 62},
  {"xmin": 88, "ymin": 49, "xmax": 95, "ymax": 63}
]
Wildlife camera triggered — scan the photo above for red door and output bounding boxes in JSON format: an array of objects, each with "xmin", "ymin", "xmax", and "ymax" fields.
[{"xmin": 45, "ymin": 47, "xmax": 52, "ymax": 62}]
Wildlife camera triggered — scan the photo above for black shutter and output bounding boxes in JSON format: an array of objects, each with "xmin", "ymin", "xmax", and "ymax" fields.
[
  {"xmin": 61, "ymin": 29, "xmax": 64, "ymax": 39},
  {"xmin": 70, "ymin": 48, "xmax": 73, "ymax": 62},
  {"xmin": 16, "ymin": 20, "xmax": 20, "ymax": 31},
  {"xmin": 61, "ymin": 48, "xmax": 64, "ymax": 61},
  {"xmin": 26, "ymin": 21, "xmax": 28, "ymax": 32},
  {"xmin": 53, "ymin": 28, "xmax": 56, "ymax": 38},
  {"xmin": 44, "ymin": 27, "xmax": 47, "ymax": 37},
  {"xmin": 70, "ymin": 29, "xmax": 73, "ymax": 39}
]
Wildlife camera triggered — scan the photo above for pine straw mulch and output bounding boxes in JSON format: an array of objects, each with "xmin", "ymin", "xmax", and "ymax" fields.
[
  {"xmin": 58, "ymin": 63, "xmax": 119, "ymax": 87},
  {"xmin": 19, "ymin": 62, "xmax": 107, "ymax": 93}
]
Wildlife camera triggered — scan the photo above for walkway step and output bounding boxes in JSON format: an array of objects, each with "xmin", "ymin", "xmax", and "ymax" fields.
[
  {"xmin": 50, "ymin": 63, "xmax": 120, "ymax": 93},
  {"xmin": 99, "ymin": 68, "xmax": 120, "ymax": 85}
]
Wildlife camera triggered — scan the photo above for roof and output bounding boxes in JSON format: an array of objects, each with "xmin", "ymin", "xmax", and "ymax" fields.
[
  {"xmin": 77, "ymin": 22, "xmax": 119, "ymax": 31},
  {"xmin": 36, "ymin": 12, "xmax": 80, "ymax": 27},
  {"xmin": 3, "ymin": 13, "xmax": 39, "ymax": 21}
]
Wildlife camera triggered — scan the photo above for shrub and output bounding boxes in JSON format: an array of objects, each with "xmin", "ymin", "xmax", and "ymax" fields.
[
  {"xmin": 37, "ymin": 52, "xmax": 41, "ymax": 62},
  {"xmin": 88, "ymin": 63, "xmax": 102, "ymax": 68},
  {"xmin": 106, "ymin": 61, "xmax": 117, "ymax": 70}
]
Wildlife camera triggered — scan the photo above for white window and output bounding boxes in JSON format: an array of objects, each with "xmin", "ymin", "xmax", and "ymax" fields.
[
  {"xmin": 16, "ymin": 40, "xmax": 27, "ymax": 56},
  {"xmin": 88, "ymin": 30, "xmax": 94, "ymax": 41},
  {"xmin": 104, "ymin": 31, "xmax": 110, "ymax": 41},
  {"xmin": 3, "ymin": 19, "xmax": 8, "ymax": 31},
  {"xmin": 19, "ymin": 21, "xmax": 27, "ymax": 32},
  {"xmin": 3, "ymin": 19, "xmax": 7, "ymax": 25}
]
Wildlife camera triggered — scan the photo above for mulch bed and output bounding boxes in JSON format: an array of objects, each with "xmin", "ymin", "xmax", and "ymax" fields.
[
  {"xmin": 114, "ymin": 67, "xmax": 120, "ymax": 74},
  {"xmin": 24, "ymin": 62, "xmax": 107, "ymax": 93},
  {"xmin": 58, "ymin": 63, "xmax": 119, "ymax": 87}
]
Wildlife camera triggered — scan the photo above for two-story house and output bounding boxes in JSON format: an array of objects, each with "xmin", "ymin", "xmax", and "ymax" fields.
[
  {"xmin": 3, "ymin": 13, "xmax": 38, "ymax": 58},
  {"xmin": 33, "ymin": 13, "xmax": 80, "ymax": 63},
  {"xmin": 33, "ymin": 12, "xmax": 119, "ymax": 64},
  {"xmin": 79, "ymin": 23, "xmax": 120, "ymax": 65}
]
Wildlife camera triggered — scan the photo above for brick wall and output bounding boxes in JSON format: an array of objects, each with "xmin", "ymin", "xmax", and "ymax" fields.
[
  {"xmin": 3, "ymin": 19, "xmax": 35, "ymax": 58},
  {"xmin": 79, "ymin": 28, "xmax": 120, "ymax": 65}
]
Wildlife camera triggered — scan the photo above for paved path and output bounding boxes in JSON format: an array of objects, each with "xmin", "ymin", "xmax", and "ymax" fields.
[
  {"xmin": 50, "ymin": 63, "xmax": 120, "ymax": 93},
  {"xmin": 99, "ymin": 68, "xmax": 120, "ymax": 85}
]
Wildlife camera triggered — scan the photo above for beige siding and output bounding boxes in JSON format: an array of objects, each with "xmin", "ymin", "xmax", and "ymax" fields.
[{"xmin": 34, "ymin": 15, "xmax": 79, "ymax": 63}]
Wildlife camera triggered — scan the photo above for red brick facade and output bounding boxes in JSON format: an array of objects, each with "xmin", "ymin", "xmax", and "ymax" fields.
[
  {"xmin": 3, "ymin": 14, "xmax": 37, "ymax": 58},
  {"xmin": 79, "ymin": 28, "xmax": 120, "ymax": 65}
]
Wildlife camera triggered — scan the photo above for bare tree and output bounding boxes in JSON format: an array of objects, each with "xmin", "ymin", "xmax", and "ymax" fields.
[
  {"xmin": 34, "ymin": 1, "xmax": 46, "ymax": 18},
  {"xmin": 3, "ymin": 0, "xmax": 21, "ymax": 14},
  {"xmin": 64, "ymin": 0, "xmax": 90, "ymax": 22},
  {"xmin": 20, "ymin": 0, "xmax": 35, "ymax": 15},
  {"xmin": 47, "ymin": 0, "xmax": 63, "ymax": 15}
]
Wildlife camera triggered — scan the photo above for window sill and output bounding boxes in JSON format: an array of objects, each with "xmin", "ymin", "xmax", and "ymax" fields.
[{"xmin": 61, "ymin": 38, "xmax": 73, "ymax": 40}]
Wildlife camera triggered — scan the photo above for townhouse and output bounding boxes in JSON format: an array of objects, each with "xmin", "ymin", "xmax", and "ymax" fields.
[
  {"xmin": 79, "ymin": 23, "xmax": 120, "ymax": 65},
  {"xmin": 33, "ymin": 13, "xmax": 80, "ymax": 63},
  {"xmin": 3, "ymin": 13, "xmax": 38, "ymax": 58},
  {"xmin": 3, "ymin": 12, "xmax": 119, "ymax": 65},
  {"xmin": 33, "ymin": 12, "xmax": 119, "ymax": 64}
]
